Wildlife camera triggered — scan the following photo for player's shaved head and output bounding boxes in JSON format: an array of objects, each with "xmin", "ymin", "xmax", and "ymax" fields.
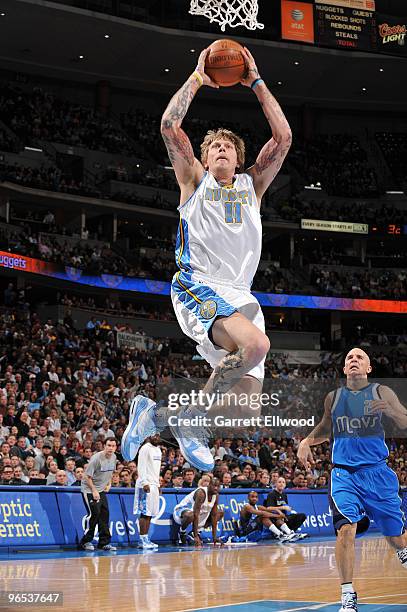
[
  {"xmin": 345, "ymin": 347, "xmax": 370, "ymax": 364},
  {"xmin": 343, "ymin": 347, "xmax": 372, "ymax": 378}
]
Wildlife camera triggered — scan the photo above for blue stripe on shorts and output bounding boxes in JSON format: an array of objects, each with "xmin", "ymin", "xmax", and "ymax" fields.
[{"xmin": 172, "ymin": 271, "xmax": 236, "ymax": 332}]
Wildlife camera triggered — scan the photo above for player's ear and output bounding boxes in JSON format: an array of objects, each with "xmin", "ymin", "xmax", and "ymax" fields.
[{"xmin": 367, "ymin": 364, "xmax": 372, "ymax": 373}]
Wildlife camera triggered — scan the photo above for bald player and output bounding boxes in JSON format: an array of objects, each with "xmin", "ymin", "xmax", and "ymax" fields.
[{"xmin": 298, "ymin": 347, "xmax": 407, "ymax": 612}]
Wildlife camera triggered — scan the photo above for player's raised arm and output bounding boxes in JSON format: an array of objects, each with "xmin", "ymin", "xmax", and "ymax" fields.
[
  {"xmin": 297, "ymin": 391, "xmax": 334, "ymax": 468},
  {"xmin": 160, "ymin": 48, "xmax": 218, "ymax": 202},
  {"xmin": 241, "ymin": 47, "xmax": 292, "ymax": 201}
]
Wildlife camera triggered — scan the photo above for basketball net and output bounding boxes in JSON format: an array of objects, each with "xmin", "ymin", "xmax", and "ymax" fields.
[{"xmin": 189, "ymin": 0, "xmax": 264, "ymax": 31}]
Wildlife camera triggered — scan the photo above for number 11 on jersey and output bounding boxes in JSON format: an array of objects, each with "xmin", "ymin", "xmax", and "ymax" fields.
[{"xmin": 224, "ymin": 201, "xmax": 242, "ymax": 224}]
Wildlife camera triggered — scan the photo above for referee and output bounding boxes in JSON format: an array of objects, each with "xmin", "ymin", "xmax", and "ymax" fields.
[{"xmin": 79, "ymin": 437, "xmax": 117, "ymax": 551}]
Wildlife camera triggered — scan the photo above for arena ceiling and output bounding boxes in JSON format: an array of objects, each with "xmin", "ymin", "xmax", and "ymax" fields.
[{"xmin": 0, "ymin": 0, "xmax": 406, "ymax": 110}]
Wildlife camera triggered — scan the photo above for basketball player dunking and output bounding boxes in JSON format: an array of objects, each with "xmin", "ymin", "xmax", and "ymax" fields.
[
  {"xmin": 298, "ymin": 347, "xmax": 407, "ymax": 612},
  {"xmin": 121, "ymin": 46, "xmax": 292, "ymax": 471}
]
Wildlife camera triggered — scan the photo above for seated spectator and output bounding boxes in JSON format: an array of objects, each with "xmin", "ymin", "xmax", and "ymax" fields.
[
  {"xmin": 54, "ymin": 470, "xmax": 68, "ymax": 486},
  {"xmin": 70, "ymin": 466, "xmax": 84, "ymax": 486},
  {"xmin": 46, "ymin": 460, "xmax": 59, "ymax": 484},
  {"xmin": 120, "ymin": 468, "xmax": 132, "ymax": 488},
  {"xmin": 182, "ymin": 468, "xmax": 198, "ymax": 488},
  {"xmin": 0, "ymin": 465, "xmax": 15, "ymax": 484},
  {"xmin": 264, "ymin": 477, "xmax": 307, "ymax": 537},
  {"xmin": 171, "ymin": 471, "xmax": 184, "ymax": 489},
  {"xmin": 220, "ymin": 472, "xmax": 232, "ymax": 488},
  {"xmin": 13, "ymin": 465, "xmax": 29, "ymax": 484}
]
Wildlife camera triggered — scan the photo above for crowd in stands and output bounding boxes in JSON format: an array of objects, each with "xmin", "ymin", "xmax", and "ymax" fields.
[
  {"xmin": 376, "ymin": 132, "xmax": 407, "ymax": 185},
  {"xmin": 0, "ymin": 296, "xmax": 406, "ymax": 490},
  {"xmin": 0, "ymin": 162, "xmax": 99, "ymax": 198},
  {"xmin": 288, "ymin": 135, "xmax": 379, "ymax": 197},
  {"xmin": 0, "ymin": 83, "xmax": 137, "ymax": 155},
  {"xmin": 1, "ymin": 216, "xmax": 406, "ymax": 300},
  {"xmin": 309, "ymin": 266, "xmax": 407, "ymax": 300},
  {"xmin": 59, "ymin": 293, "xmax": 176, "ymax": 322},
  {"xmin": 277, "ymin": 194, "xmax": 404, "ymax": 225},
  {"xmin": 0, "ymin": 128, "xmax": 18, "ymax": 153}
]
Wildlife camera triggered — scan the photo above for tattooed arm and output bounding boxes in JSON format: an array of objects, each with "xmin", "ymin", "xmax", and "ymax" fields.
[
  {"xmin": 161, "ymin": 48, "xmax": 218, "ymax": 204},
  {"xmin": 240, "ymin": 47, "xmax": 292, "ymax": 202}
]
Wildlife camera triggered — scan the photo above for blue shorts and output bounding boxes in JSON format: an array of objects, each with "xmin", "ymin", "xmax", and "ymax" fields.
[{"xmin": 329, "ymin": 462, "xmax": 405, "ymax": 537}]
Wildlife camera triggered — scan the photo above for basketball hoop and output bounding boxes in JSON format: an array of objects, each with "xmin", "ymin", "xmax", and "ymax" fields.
[{"xmin": 189, "ymin": 0, "xmax": 264, "ymax": 32}]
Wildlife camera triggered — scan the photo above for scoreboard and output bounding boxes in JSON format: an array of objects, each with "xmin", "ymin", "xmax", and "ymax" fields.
[
  {"xmin": 315, "ymin": 3, "xmax": 376, "ymax": 51},
  {"xmin": 281, "ymin": 0, "xmax": 406, "ymax": 56}
]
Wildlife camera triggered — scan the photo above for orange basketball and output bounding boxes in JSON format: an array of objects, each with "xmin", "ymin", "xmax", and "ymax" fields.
[{"xmin": 205, "ymin": 39, "xmax": 246, "ymax": 87}]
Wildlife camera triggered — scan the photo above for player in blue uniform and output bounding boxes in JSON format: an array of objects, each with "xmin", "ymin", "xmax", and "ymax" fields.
[{"xmin": 298, "ymin": 347, "xmax": 407, "ymax": 612}]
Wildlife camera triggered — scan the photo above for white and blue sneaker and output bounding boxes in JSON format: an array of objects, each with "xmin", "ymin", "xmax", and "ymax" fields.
[
  {"xmin": 170, "ymin": 406, "xmax": 214, "ymax": 472},
  {"xmin": 121, "ymin": 395, "xmax": 157, "ymax": 461},
  {"xmin": 339, "ymin": 591, "xmax": 358, "ymax": 612}
]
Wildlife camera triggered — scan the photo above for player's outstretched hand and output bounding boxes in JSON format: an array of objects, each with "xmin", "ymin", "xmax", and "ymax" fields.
[
  {"xmin": 194, "ymin": 535, "xmax": 203, "ymax": 548},
  {"xmin": 240, "ymin": 46, "xmax": 261, "ymax": 88},
  {"xmin": 297, "ymin": 440, "xmax": 314, "ymax": 468},
  {"xmin": 195, "ymin": 48, "xmax": 220, "ymax": 89}
]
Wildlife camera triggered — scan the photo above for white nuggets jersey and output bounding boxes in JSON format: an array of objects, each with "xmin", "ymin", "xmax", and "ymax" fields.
[
  {"xmin": 174, "ymin": 487, "xmax": 217, "ymax": 527},
  {"xmin": 175, "ymin": 172, "xmax": 262, "ymax": 288}
]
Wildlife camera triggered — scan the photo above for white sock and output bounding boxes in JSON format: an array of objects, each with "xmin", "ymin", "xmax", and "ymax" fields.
[
  {"xmin": 268, "ymin": 523, "xmax": 282, "ymax": 536},
  {"xmin": 341, "ymin": 583, "xmax": 355, "ymax": 594},
  {"xmin": 280, "ymin": 523, "xmax": 293, "ymax": 535},
  {"xmin": 140, "ymin": 534, "xmax": 149, "ymax": 543}
]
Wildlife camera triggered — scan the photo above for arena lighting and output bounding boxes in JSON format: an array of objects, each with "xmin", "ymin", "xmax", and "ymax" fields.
[
  {"xmin": 277, "ymin": 81, "xmax": 283, "ymax": 85},
  {"xmin": 24, "ymin": 146, "xmax": 43, "ymax": 153},
  {"xmin": 386, "ymin": 190, "xmax": 404, "ymax": 194},
  {"xmin": 190, "ymin": 49, "xmax": 196, "ymax": 52},
  {"xmin": 305, "ymin": 185, "xmax": 322, "ymax": 190},
  {"xmin": 362, "ymin": 87, "xmax": 367, "ymax": 91},
  {"xmin": 104, "ymin": 34, "xmax": 110, "ymax": 38},
  {"xmin": 294, "ymin": 61, "xmax": 299, "ymax": 65},
  {"xmin": 379, "ymin": 68, "xmax": 384, "ymax": 72},
  {"xmin": 164, "ymin": 68, "xmax": 170, "ymax": 72},
  {"xmin": 79, "ymin": 55, "xmax": 84, "ymax": 59},
  {"xmin": 0, "ymin": 13, "xmax": 5, "ymax": 16}
]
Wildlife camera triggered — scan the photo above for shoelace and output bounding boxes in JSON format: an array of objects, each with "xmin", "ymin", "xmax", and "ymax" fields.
[
  {"xmin": 397, "ymin": 548, "xmax": 407, "ymax": 564},
  {"xmin": 342, "ymin": 593, "xmax": 357, "ymax": 610}
]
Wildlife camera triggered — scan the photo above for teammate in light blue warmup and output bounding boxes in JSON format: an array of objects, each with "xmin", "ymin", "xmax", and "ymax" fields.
[
  {"xmin": 121, "ymin": 46, "xmax": 291, "ymax": 471},
  {"xmin": 298, "ymin": 347, "xmax": 407, "ymax": 612}
]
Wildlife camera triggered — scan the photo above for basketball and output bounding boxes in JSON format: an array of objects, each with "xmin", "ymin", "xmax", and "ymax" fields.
[{"xmin": 205, "ymin": 39, "xmax": 246, "ymax": 87}]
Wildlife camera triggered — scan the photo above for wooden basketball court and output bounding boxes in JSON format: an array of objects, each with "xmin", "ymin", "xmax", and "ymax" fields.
[{"xmin": 0, "ymin": 536, "xmax": 405, "ymax": 612}]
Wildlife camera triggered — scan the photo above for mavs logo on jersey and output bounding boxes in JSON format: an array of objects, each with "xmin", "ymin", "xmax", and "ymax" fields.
[{"xmin": 332, "ymin": 383, "xmax": 388, "ymax": 467}]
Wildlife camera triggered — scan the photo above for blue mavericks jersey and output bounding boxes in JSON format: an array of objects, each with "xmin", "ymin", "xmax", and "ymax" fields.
[{"xmin": 331, "ymin": 383, "xmax": 388, "ymax": 468}]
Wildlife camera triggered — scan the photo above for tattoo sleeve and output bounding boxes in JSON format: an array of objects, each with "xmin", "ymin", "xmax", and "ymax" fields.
[
  {"xmin": 161, "ymin": 78, "xmax": 200, "ymax": 168},
  {"xmin": 252, "ymin": 84, "xmax": 292, "ymax": 179}
]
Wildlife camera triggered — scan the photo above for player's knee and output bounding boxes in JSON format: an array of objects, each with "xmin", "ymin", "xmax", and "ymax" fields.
[
  {"xmin": 244, "ymin": 334, "xmax": 270, "ymax": 366},
  {"xmin": 337, "ymin": 523, "xmax": 357, "ymax": 542}
]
